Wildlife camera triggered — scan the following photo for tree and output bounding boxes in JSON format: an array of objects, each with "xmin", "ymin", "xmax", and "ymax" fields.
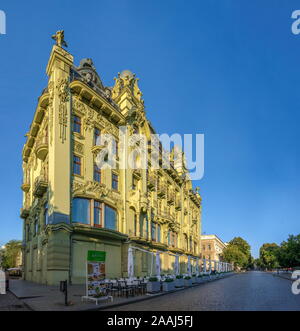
[
  {"xmin": 223, "ymin": 245, "xmax": 248, "ymax": 269},
  {"xmin": 259, "ymin": 243, "xmax": 280, "ymax": 270},
  {"xmin": 277, "ymin": 235, "xmax": 300, "ymax": 268},
  {"xmin": 229, "ymin": 237, "xmax": 251, "ymax": 259},
  {"xmin": 1, "ymin": 240, "xmax": 22, "ymax": 269}
]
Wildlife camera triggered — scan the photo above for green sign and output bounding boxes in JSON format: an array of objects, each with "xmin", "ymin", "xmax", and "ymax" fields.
[{"xmin": 87, "ymin": 250, "xmax": 106, "ymax": 262}]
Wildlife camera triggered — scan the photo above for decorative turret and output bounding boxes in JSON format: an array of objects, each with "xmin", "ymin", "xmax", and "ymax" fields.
[{"xmin": 112, "ymin": 70, "xmax": 144, "ymax": 115}]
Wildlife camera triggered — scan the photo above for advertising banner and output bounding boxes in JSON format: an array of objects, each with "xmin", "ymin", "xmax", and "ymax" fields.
[{"xmin": 86, "ymin": 251, "xmax": 106, "ymax": 297}]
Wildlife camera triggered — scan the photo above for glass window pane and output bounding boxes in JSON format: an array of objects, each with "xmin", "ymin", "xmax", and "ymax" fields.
[
  {"xmin": 157, "ymin": 225, "xmax": 161, "ymax": 242},
  {"xmin": 104, "ymin": 205, "xmax": 117, "ymax": 230},
  {"xmin": 72, "ymin": 198, "xmax": 90, "ymax": 224},
  {"xmin": 94, "ymin": 201, "xmax": 102, "ymax": 226}
]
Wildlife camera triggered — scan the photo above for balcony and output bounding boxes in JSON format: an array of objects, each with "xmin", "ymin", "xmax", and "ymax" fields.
[
  {"xmin": 20, "ymin": 207, "xmax": 30, "ymax": 219},
  {"xmin": 33, "ymin": 176, "xmax": 48, "ymax": 197},
  {"xmin": 35, "ymin": 136, "xmax": 48, "ymax": 161},
  {"xmin": 157, "ymin": 183, "xmax": 167, "ymax": 197},
  {"xmin": 21, "ymin": 183, "xmax": 30, "ymax": 193},
  {"xmin": 167, "ymin": 191, "xmax": 175, "ymax": 204},
  {"xmin": 175, "ymin": 197, "xmax": 181, "ymax": 210},
  {"xmin": 147, "ymin": 174, "xmax": 156, "ymax": 191}
]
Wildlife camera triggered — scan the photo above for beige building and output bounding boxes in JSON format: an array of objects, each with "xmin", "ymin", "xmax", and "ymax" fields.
[
  {"xmin": 20, "ymin": 31, "xmax": 202, "ymax": 285},
  {"xmin": 201, "ymin": 235, "xmax": 227, "ymax": 263}
]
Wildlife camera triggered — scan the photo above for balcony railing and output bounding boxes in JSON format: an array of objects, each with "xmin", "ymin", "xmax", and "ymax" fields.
[
  {"xmin": 167, "ymin": 191, "xmax": 175, "ymax": 204},
  {"xmin": 21, "ymin": 182, "xmax": 30, "ymax": 193},
  {"xmin": 147, "ymin": 174, "xmax": 156, "ymax": 190},
  {"xmin": 157, "ymin": 183, "xmax": 167, "ymax": 197},
  {"xmin": 35, "ymin": 135, "xmax": 48, "ymax": 161},
  {"xmin": 33, "ymin": 175, "xmax": 48, "ymax": 197},
  {"xmin": 175, "ymin": 197, "xmax": 181, "ymax": 210}
]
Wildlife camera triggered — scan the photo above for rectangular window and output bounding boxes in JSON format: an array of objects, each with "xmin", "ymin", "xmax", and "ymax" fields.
[
  {"xmin": 72, "ymin": 198, "xmax": 90, "ymax": 224},
  {"xmin": 73, "ymin": 115, "xmax": 81, "ymax": 134},
  {"xmin": 94, "ymin": 163, "xmax": 101, "ymax": 183},
  {"xmin": 73, "ymin": 155, "xmax": 81, "ymax": 176},
  {"xmin": 94, "ymin": 201, "xmax": 102, "ymax": 228},
  {"xmin": 104, "ymin": 205, "xmax": 117, "ymax": 231},
  {"xmin": 112, "ymin": 173, "xmax": 119, "ymax": 190},
  {"xmin": 44, "ymin": 203, "xmax": 49, "ymax": 226},
  {"xmin": 34, "ymin": 216, "xmax": 39, "ymax": 236},
  {"xmin": 151, "ymin": 222, "xmax": 156, "ymax": 242},
  {"xmin": 157, "ymin": 225, "xmax": 161, "ymax": 242},
  {"xmin": 94, "ymin": 128, "xmax": 101, "ymax": 146}
]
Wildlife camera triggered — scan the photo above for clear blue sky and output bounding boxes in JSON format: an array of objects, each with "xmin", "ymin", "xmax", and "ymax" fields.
[{"xmin": 0, "ymin": 0, "xmax": 299, "ymax": 258}]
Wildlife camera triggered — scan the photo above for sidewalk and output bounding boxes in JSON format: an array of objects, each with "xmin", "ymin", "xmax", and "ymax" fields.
[
  {"xmin": 10, "ymin": 279, "xmax": 184, "ymax": 311},
  {"xmin": 10, "ymin": 273, "xmax": 236, "ymax": 311}
]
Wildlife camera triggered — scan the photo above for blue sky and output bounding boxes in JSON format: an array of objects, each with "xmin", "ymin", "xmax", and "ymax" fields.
[{"xmin": 0, "ymin": 0, "xmax": 299, "ymax": 258}]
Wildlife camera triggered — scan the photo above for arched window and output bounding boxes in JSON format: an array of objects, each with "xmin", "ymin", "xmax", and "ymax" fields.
[{"xmin": 72, "ymin": 198, "xmax": 90, "ymax": 225}]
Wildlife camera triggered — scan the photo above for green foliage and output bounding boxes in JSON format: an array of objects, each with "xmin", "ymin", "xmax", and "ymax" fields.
[
  {"xmin": 184, "ymin": 276, "xmax": 191, "ymax": 280},
  {"xmin": 149, "ymin": 277, "xmax": 158, "ymax": 282},
  {"xmin": 164, "ymin": 278, "xmax": 174, "ymax": 283},
  {"xmin": 1, "ymin": 240, "xmax": 22, "ymax": 269},
  {"xmin": 229, "ymin": 237, "xmax": 251, "ymax": 258},
  {"xmin": 258, "ymin": 235, "xmax": 300, "ymax": 269},
  {"xmin": 222, "ymin": 242, "xmax": 249, "ymax": 268},
  {"xmin": 259, "ymin": 243, "xmax": 280, "ymax": 270},
  {"xmin": 276, "ymin": 235, "xmax": 300, "ymax": 268},
  {"xmin": 176, "ymin": 275, "xmax": 183, "ymax": 279}
]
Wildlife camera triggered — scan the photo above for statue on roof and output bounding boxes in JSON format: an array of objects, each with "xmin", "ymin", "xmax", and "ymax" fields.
[{"xmin": 52, "ymin": 30, "xmax": 68, "ymax": 48}]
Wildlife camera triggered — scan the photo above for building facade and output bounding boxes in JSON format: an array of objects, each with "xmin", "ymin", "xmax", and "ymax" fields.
[
  {"xmin": 20, "ymin": 32, "xmax": 202, "ymax": 285},
  {"xmin": 200, "ymin": 235, "xmax": 227, "ymax": 264}
]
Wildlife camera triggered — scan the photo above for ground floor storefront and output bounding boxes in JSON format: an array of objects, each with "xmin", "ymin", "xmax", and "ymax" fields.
[{"xmin": 23, "ymin": 225, "xmax": 232, "ymax": 285}]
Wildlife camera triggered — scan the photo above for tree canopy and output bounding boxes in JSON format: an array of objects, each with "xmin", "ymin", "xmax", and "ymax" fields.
[{"xmin": 222, "ymin": 237, "xmax": 252, "ymax": 269}]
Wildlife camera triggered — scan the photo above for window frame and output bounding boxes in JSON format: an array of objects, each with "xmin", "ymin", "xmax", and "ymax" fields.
[
  {"xmin": 73, "ymin": 155, "xmax": 82, "ymax": 176},
  {"xmin": 73, "ymin": 115, "xmax": 82, "ymax": 134},
  {"xmin": 112, "ymin": 173, "xmax": 119, "ymax": 191}
]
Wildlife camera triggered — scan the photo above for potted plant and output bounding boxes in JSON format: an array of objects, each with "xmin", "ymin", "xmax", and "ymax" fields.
[
  {"xmin": 162, "ymin": 278, "xmax": 175, "ymax": 292},
  {"xmin": 174, "ymin": 275, "xmax": 184, "ymax": 288},
  {"xmin": 146, "ymin": 277, "xmax": 161, "ymax": 293},
  {"xmin": 184, "ymin": 276, "xmax": 193, "ymax": 287}
]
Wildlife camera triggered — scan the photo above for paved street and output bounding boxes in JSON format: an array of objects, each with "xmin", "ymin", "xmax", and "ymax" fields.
[
  {"xmin": 0, "ymin": 292, "xmax": 30, "ymax": 311},
  {"xmin": 106, "ymin": 272, "xmax": 300, "ymax": 311}
]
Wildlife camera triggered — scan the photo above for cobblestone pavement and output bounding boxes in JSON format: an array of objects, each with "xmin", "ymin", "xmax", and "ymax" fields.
[
  {"xmin": 106, "ymin": 272, "xmax": 300, "ymax": 311},
  {"xmin": 0, "ymin": 292, "xmax": 30, "ymax": 311}
]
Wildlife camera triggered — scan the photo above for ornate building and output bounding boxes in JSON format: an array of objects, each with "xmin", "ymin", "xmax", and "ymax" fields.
[
  {"xmin": 201, "ymin": 235, "xmax": 227, "ymax": 264},
  {"xmin": 21, "ymin": 32, "xmax": 202, "ymax": 285}
]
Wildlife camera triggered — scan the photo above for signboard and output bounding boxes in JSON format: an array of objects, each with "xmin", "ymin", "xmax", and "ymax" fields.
[{"xmin": 86, "ymin": 251, "xmax": 106, "ymax": 297}]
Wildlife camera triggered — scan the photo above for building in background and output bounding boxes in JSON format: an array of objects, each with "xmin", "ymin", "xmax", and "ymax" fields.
[
  {"xmin": 201, "ymin": 235, "xmax": 227, "ymax": 263},
  {"xmin": 20, "ymin": 31, "xmax": 202, "ymax": 285}
]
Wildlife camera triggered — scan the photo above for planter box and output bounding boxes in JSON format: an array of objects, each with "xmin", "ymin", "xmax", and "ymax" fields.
[
  {"xmin": 196, "ymin": 277, "xmax": 204, "ymax": 284},
  {"xmin": 162, "ymin": 282, "xmax": 175, "ymax": 292},
  {"xmin": 147, "ymin": 281, "xmax": 161, "ymax": 293},
  {"xmin": 184, "ymin": 279, "xmax": 193, "ymax": 287},
  {"xmin": 174, "ymin": 278, "xmax": 184, "ymax": 288},
  {"xmin": 191, "ymin": 277, "xmax": 197, "ymax": 284},
  {"xmin": 202, "ymin": 276, "xmax": 210, "ymax": 282}
]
